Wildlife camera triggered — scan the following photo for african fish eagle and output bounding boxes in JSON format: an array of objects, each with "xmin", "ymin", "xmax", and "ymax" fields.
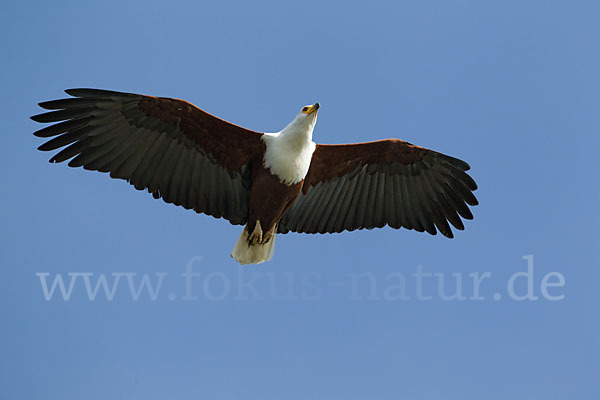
[{"xmin": 32, "ymin": 89, "xmax": 478, "ymax": 265}]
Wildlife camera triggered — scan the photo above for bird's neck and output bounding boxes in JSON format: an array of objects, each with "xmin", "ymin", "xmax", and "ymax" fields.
[{"xmin": 277, "ymin": 120, "xmax": 315, "ymax": 148}]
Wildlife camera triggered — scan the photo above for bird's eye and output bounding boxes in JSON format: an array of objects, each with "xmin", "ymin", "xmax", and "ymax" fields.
[{"xmin": 302, "ymin": 107, "xmax": 308, "ymax": 112}]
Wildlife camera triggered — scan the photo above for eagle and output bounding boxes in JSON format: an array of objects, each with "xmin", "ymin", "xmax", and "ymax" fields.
[{"xmin": 32, "ymin": 89, "xmax": 478, "ymax": 265}]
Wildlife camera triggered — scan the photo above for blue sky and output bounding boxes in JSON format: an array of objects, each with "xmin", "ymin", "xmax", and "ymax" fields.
[{"xmin": 1, "ymin": 1, "xmax": 598, "ymax": 399}]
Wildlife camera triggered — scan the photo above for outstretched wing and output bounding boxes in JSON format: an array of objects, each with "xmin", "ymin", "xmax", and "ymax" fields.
[
  {"xmin": 32, "ymin": 88, "xmax": 265, "ymax": 226},
  {"xmin": 278, "ymin": 139, "xmax": 478, "ymax": 238}
]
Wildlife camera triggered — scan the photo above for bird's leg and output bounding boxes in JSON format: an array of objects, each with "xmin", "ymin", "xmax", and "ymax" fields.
[
  {"xmin": 248, "ymin": 220, "xmax": 263, "ymax": 245},
  {"xmin": 263, "ymin": 224, "xmax": 277, "ymax": 244}
]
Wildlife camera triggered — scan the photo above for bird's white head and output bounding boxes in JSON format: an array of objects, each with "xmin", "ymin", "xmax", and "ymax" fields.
[
  {"xmin": 283, "ymin": 102, "xmax": 319, "ymax": 133},
  {"xmin": 299, "ymin": 103, "xmax": 320, "ymax": 118}
]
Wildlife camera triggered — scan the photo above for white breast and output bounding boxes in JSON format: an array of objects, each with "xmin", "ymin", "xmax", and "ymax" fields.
[{"xmin": 262, "ymin": 133, "xmax": 316, "ymax": 185}]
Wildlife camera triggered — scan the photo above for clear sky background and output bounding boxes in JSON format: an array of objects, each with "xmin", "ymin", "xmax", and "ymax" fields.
[{"xmin": 1, "ymin": 1, "xmax": 598, "ymax": 399}]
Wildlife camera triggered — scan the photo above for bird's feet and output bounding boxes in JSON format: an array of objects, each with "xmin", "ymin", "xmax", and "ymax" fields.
[
  {"xmin": 263, "ymin": 224, "xmax": 276, "ymax": 244},
  {"xmin": 248, "ymin": 220, "xmax": 263, "ymax": 245},
  {"xmin": 248, "ymin": 220, "xmax": 277, "ymax": 245}
]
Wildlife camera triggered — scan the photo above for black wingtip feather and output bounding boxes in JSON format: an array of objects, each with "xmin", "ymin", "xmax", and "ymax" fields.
[
  {"xmin": 65, "ymin": 88, "xmax": 92, "ymax": 97},
  {"xmin": 30, "ymin": 113, "xmax": 49, "ymax": 122},
  {"xmin": 38, "ymin": 101, "xmax": 56, "ymax": 110},
  {"xmin": 38, "ymin": 99, "xmax": 68, "ymax": 110},
  {"xmin": 450, "ymin": 157, "xmax": 471, "ymax": 171},
  {"xmin": 65, "ymin": 88, "xmax": 134, "ymax": 98}
]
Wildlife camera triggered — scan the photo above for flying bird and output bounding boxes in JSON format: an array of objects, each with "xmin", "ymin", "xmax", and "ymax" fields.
[{"xmin": 32, "ymin": 89, "xmax": 478, "ymax": 264}]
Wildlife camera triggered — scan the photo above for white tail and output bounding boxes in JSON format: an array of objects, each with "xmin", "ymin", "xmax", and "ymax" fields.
[{"xmin": 231, "ymin": 227, "xmax": 276, "ymax": 265}]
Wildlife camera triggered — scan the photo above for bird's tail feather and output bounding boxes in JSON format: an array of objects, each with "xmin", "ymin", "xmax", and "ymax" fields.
[{"xmin": 231, "ymin": 228, "xmax": 276, "ymax": 265}]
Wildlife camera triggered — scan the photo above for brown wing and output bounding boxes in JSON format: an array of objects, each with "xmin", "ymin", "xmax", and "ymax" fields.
[
  {"xmin": 278, "ymin": 139, "xmax": 478, "ymax": 238},
  {"xmin": 31, "ymin": 88, "xmax": 265, "ymax": 226}
]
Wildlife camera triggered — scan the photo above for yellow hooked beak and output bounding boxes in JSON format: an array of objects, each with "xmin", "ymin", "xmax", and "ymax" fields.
[{"xmin": 302, "ymin": 103, "xmax": 320, "ymax": 115}]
